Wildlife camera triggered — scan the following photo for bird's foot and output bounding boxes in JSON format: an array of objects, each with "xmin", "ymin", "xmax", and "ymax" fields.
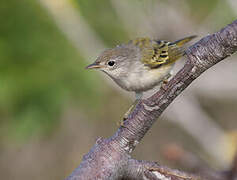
[
  {"xmin": 116, "ymin": 106, "xmax": 132, "ymax": 127},
  {"xmin": 119, "ymin": 94, "xmax": 141, "ymax": 127},
  {"xmin": 161, "ymin": 79, "xmax": 169, "ymax": 90},
  {"xmin": 117, "ymin": 119, "xmax": 125, "ymax": 127},
  {"xmin": 123, "ymin": 104, "xmax": 134, "ymax": 121},
  {"xmin": 119, "ymin": 101, "xmax": 138, "ymax": 127}
]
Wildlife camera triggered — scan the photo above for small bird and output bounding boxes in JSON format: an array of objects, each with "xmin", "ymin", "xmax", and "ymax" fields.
[{"xmin": 86, "ymin": 36, "xmax": 196, "ymax": 101}]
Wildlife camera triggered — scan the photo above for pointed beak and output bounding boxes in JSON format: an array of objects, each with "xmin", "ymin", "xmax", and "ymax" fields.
[{"xmin": 85, "ymin": 62, "xmax": 103, "ymax": 69}]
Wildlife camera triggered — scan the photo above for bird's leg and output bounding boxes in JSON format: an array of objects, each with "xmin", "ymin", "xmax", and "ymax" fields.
[
  {"xmin": 161, "ymin": 72, "xmax": 172, "ymax": 90},
  {"xmin": 120, "ymin": 92, "xmax": 143, "ymax": 126}
]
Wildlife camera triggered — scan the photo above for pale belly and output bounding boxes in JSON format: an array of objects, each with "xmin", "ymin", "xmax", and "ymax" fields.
[{"xmin": 115, "ymin": 64, "xmax": 173, "ymax": 92}]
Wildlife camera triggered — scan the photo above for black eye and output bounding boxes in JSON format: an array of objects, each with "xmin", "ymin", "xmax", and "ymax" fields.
[{"xmin": 108, "ymin": 61, "xmax": 115, "ymax": 66}]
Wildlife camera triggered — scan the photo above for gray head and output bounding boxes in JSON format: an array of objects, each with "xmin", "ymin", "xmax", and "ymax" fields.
[{"xmin": 86, "ymin": 44, "xmax": 140, "ymax": 80}]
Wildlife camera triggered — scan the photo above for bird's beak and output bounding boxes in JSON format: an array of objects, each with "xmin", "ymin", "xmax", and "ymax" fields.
[{"xmin": 85, "ymin": 62, "xmax": 103, "ymax": 69}]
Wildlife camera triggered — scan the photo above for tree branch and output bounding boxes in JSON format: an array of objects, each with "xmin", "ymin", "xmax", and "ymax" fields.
[
  {"xmin": 66, "ymin": 20, "xmax": 237, "ymax": 180},
  {"xmin": 124, "ymin": 159, "xmax": 201, "ymax": 180},
  {"xmin": 228, "ymin": 151, "xmax": 237, "ymax": 180}
]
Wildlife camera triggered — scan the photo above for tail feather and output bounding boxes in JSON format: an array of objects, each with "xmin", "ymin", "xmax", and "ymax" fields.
[
  {"xmin": 167, "ymin": 35, "xmax": 197, "ymax": 64},
  {"xmin": 171, "ymin": 35, "xmax": 197, "ymax": 47}
]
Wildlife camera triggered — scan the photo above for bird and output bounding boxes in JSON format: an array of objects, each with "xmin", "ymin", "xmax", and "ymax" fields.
[{"xmin": 86, "ymin": 35, "xmax": 196, "ymax": 119}]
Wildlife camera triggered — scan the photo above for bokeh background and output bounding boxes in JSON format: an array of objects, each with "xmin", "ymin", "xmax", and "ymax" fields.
[{"xmin": 0, "ymin": 0, "xmax": 237, "ymax": 179}]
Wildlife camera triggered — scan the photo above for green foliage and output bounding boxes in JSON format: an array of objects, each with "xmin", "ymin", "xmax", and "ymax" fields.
[{"xmin": 0, "ymin": 0, "xmax": 102, "ymax": 141}]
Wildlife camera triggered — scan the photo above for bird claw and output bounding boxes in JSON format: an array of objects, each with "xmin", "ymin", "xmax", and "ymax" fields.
[
  {"xmin": 117, "ymin": 119, "xmax": 125, "ymax": 127},
  {"xmin": 118, "ymin": 101, "xmax": 137, "ymax": 127},
  {"xmin": 123, "ymin": 110, "xmax": 130, "ymax": 121},
  {"xmin": 119, "ymin": 94, "xmax": 141, "ymax": 127},
  {"xmin": 116, "ymin": 110, "xmax": 129, "ymax": 127},
  {"xmin": 161, "ymin": 79, "xmax": 169, "ymax": 90}
]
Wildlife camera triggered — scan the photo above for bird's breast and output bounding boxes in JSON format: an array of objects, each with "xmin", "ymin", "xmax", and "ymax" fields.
[{"xmin": 114, "ymin": 64, "xmax": 173, "ymax": 92}]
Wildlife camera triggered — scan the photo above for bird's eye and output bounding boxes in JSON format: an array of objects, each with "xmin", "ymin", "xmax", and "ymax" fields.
[{"xmin": 107, "ymin": 61, "xmax": 115, "ymax": 66}]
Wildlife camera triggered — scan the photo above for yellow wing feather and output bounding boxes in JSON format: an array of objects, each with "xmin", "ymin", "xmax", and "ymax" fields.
[{"xmin": 131, "ymin": 36, "xmax": 196, "ymax": 68}]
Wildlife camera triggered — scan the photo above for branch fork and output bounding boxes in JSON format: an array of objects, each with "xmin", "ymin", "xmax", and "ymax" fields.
[{"xmin": 66, "ymin": 20, "xmax": 237, "ymax": 180}]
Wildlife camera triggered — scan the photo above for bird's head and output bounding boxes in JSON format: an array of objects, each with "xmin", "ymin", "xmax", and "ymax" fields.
[{"xmin": 86, "ymin": 45, "xmax": 139, "ymax": 80}]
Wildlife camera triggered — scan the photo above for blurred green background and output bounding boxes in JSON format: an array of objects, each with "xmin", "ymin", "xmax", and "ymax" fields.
[{"xmin": 0, "ymin": 0, "xmax": 236, "ymax": 179}]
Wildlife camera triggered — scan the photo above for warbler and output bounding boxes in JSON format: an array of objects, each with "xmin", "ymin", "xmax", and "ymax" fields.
[{"xmin": 86, "ymin": 35, "xmax": 196, "ymax": 100}]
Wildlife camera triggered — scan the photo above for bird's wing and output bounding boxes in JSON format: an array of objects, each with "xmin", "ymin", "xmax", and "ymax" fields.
[
  {"xmin": 130, "ymin": 36, "xmax": 196, "ymax": 68},
  {"xmin": 130, "ymin": 38, "xmax": 174, "ymax": 68}
]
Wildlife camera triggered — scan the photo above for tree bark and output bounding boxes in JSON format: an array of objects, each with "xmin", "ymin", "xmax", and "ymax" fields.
[{"xmin": 66, "ymin": 20, "xmax": 237, "ymax": 180}]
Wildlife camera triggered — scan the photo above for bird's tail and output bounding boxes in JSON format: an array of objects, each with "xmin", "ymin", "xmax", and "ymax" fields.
[
  {"xmin": 171, "ymin": 35, "xmax": 197, "ymax": 47},
  {"xmin": 167, "ymin": 35, "xmax": 197, "ymax": 65}
]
